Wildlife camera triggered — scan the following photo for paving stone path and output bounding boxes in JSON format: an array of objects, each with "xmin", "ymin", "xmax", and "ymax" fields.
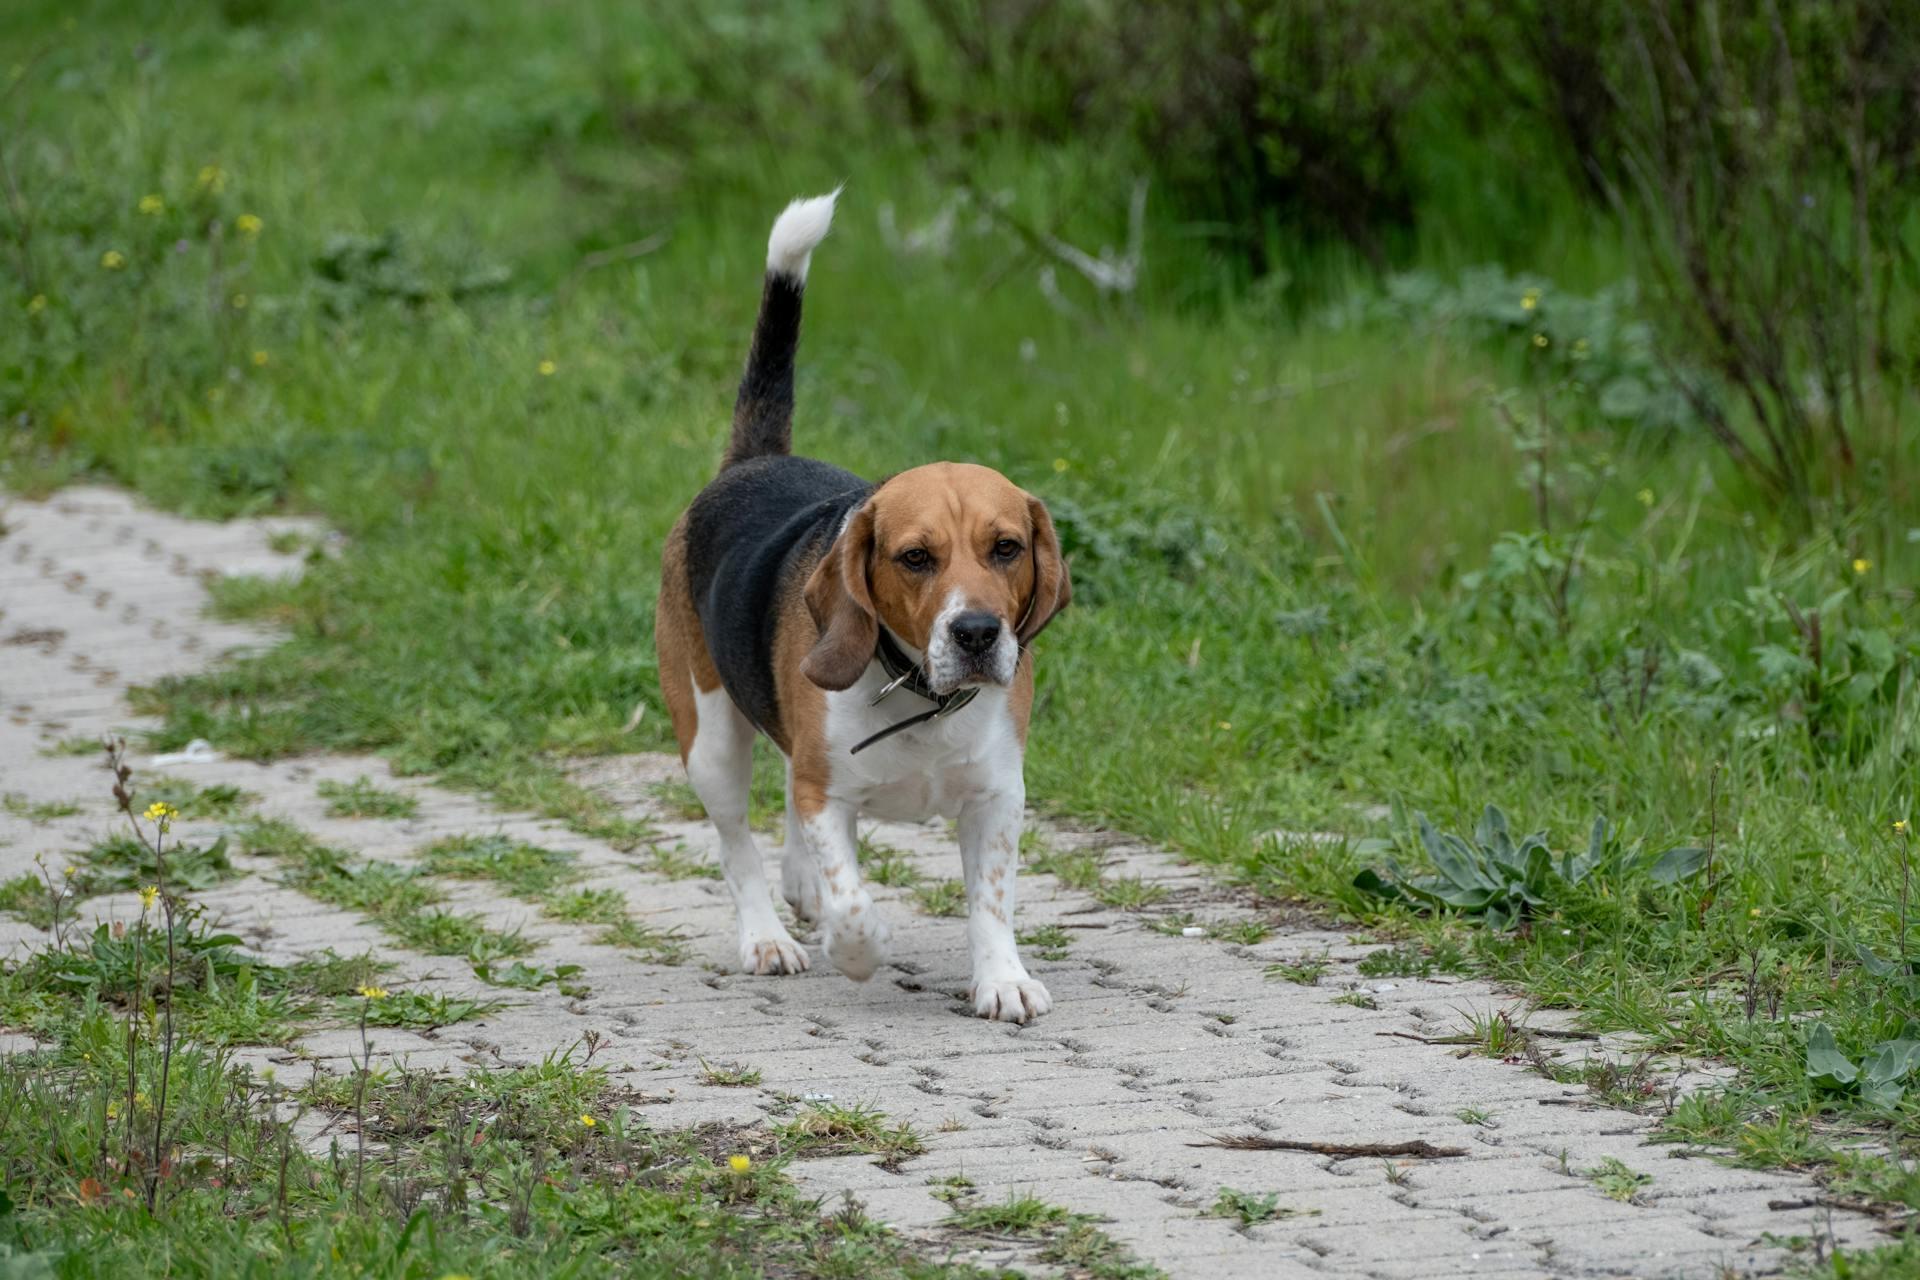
[{"xmin": 0, "ymin": 487, "xmax": 1889, "ymax": 1278}]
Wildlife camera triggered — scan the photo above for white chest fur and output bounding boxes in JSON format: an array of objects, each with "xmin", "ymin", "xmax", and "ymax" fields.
[{"xmin": 821, "ymin": 663, "xmax": 1024, "ymax": 822}]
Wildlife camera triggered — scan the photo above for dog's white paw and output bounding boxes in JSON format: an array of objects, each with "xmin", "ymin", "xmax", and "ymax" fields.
[
  {"xmin": 971, "ymin": 974, "xmax": 1052, "ymax": 1023},
  {"xmin": 824, "ymin": 906, "xmax": 890, "ymax": 981},
  {"xmin": 739, "ymin": 929, "xmax": 810, "ymax": 976},
  {"xmin": 782, "ymin": 857, "xmax": 824, "ymax": 924}
]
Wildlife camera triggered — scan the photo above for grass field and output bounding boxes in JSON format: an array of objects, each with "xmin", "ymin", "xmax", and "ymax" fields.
[{"xmin": 4, "ymin": 1, "xmax": 1918, "ymax": 1273}]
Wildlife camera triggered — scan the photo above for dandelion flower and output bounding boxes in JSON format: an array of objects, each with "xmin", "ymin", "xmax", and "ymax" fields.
[
  {"xmin": 62, "ymin": 866, "xmax": 76, "ymax": 879},
  {"xmin": 537, "ymin": 359, "xmax": 557, "ymax": 377},
  {"xmin": 252, "ymin": 350, "xmax": 270, "ymax": 367},
  {"xmin": 235, "ymin": 213, "xmax": 263, "ymax": 236},
  {"xmin": 137, "ymin": 194, "xmax": 165, "ymax": 216},
  {"xmin": 1637, "ymin": 488, "xmax": 1654, "ymax": 507},
  {"xmin": 101, "ymin": 250, "xmax": 126, "ymax": 271},
  {"xmin": 143, "ymin": 801, "xmax": 178, "ymax": 822},
  {"xmin": 26, "ymin": 293, "xmax": 46, "ymax": 314},
  {"xmin": 1531, "ymin": 333, "xmax": 1549, "ymax": 348},
  {"xmin": 139, "ymin": 884, "xmax": 158, "ymax": 911},
  {"xmin": 579, "ymin": 1114, "xmax": 596, "ymax": 1128},
  {"xmin": 231, "ymin": 293, "xmax": 248, "ymax": 310},
  {"xmin": 196, "ymin": 165, "xmax": 227, "ymax": 194},
  {"xmin": 1897, "ymin": 820, "xmax": 1910, "ymax": 835},
  {"xmin": 729, "ymin": 1154, "xmax": 751, "ymax": 1173},
  {"xmin": 1051, "ymin": 458, "xmax": 1069, "ymax": 473},
  {"xmin": 1521, "ymin": 288, "xmax": 1541, "ymax": 311},
  {"xmin": 1852, "ymin": 558, "xmax": 1871, "ymax": 575},
  {"xmin": 1216, "ymin": 721, "xmax": 1232, "ymax": 731},
  {"xmin": 356, "ymin": 986, "xmax": 389, "ymax": 1000}
]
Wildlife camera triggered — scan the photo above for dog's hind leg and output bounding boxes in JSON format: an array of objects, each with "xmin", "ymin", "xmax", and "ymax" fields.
[
  {"xmin": 657, "ymin": 524, "xmax": 807, "ymax": 976},
  {"xmin": 779, "ymin": 757, "xmax": 824, "ymax": 923},
  {"xmin": 685, "ymin": 683, "xmax": 809, "ymax": 975}
]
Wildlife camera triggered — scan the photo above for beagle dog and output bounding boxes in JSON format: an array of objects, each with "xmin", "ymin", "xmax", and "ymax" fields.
[{"xmin": 655, "ymin": 191, "xmax": 1071, "ymax": 1023}]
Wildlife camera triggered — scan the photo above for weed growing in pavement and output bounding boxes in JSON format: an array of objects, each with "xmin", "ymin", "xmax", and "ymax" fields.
[
  {"xmin": 773, "ymin": 1101, "xmax": 926, "ymax": 1168},
  {"xmin": 911, "ymin": 879, "xmax": 967, "ymax": 918},
  {"xmin": 1017, "ymin": 924, "xmax": 1074, "ymax": 960},
  {"xmin": 1208, "ymin": 1187, "xmax": 1319, "ymax": 1227},
  {"xmin": 1264, "ymin": 954, "xmax": 1331, "ymax": 985},
  {"xmin": 317, "ymin": 775, "xmax": 419, "ymax": 819}
]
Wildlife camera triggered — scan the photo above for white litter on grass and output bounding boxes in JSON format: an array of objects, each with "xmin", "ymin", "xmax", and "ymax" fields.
[
  {"xmin": 802, "ymin": 1092, "xmax": 834, "ymax": 1102},
  {"xmin": 1181, "ymin": 926, "xmax": 1205, "ymax": 938},
  {"xmin": 150, "ymin": 739, "xmax": 220, "ymax": 767}
]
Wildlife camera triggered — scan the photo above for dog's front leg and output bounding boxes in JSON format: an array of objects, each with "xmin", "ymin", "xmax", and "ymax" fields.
[
  {"xmin": 799, "ymin": 800, "xmax": 890, "ymax": 980},
  {"xmin": 959, "ymin": 790, "xmax": 1050, "ymax": 1023}
]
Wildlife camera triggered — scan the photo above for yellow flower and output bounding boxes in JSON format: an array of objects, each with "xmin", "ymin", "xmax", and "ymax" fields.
[
  {"xmin": 231, "ymin": 293, "xmax": 248, "ymax": 309},
  {"xmin": 537, "ymin": 359, "xmax": 557, "ymax": 377},
  {"xmin": 251, "ymin": 350, "xmax": 270, "ymax": 367},
  {"xmin": 139, "ymin": 884, "xmax": 158, "ymax": 911},
  {"xmin": 1897, "ymin": 820, "xmax": 1910, "ymax": 835},
  {"xmin": 728, "ymin": 1154, "xmax": 751, "ymax": 1173},
  {"xmin": 143, "ymin": 801, "xmax": 178, "ymax": 822},
  {"xmin": 196, "ymin": 165, "xmax": 227, "ymax": 194},
  {"xmin": 62, "ymin": 866, "xmax": 76, "ymax": 879},
  {"xmin": 137, "ymin": 194, "xmax": 165, "ymax": 216},
  {"xmin": 1521, "ymin": 288, "xmax": 1541, "ymax": 311},
  {"xmin": 1531, "ymin": 333, "xmax": 1549, "ymax": 348},
  {"xmin": 578, "ymin": 1114, "xmax": 596, "ymax": 1128},
  {"xmin": 26, "ymin": 293, "xmax": 46, "ymax": 314},
  {"xmin": 1051, "ymin": 457, "xmax": 1069, "ymax": 473},
  {"xmin": 1852, "ymin": 558, "xmax": 1871, "ymax": 575},
  {"xmin": 356, "ymin": 986, "xmax": 389, "ymax": 1000},
  {"xmin": 1636, "ymin": 488, "xmax": 1654, "ymax": 507},
  {"xmin": 1216, "ymin": 721, "xmax": 1232, "ymax": 731},
  {"xmin": 1749, "ymin": 907, "xmax": 1762, "ymax": 918},
  {"xmin": 235, "ymin": 213, "xmax": 263, "ymax": 236},
  {"xmin": 106, "ymin": 1102, "xmax": 119, "ymax": 1119},
  {"xmin": 101, "ymin": 250, "xmax": 126, "ymax": 271}
]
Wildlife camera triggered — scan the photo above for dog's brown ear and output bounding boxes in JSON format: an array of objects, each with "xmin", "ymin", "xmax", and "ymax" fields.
[
  {"xmin": 801, "ymin": 504, "xmax": 879, "ymax": 690},
  {"xmin": 1018, "ymin": 495, "xmax": 1072, "ymax": 643}
]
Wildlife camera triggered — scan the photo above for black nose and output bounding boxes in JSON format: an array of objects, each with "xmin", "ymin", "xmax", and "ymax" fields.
[{"xmin": 949, "ymin": 611, "xmax": 1002, "ymax": 655}]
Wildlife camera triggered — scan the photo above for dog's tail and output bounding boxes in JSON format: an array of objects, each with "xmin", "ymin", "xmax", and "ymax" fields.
[{"xmin": 723, "ymin": 189, "xmax": 840, "ymax": 470}]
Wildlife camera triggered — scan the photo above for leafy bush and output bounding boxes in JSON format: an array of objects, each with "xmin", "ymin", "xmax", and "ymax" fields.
[
  {"xmin": 1806, "ymin": 1023, "xmax": 1920, "ymax": 1110},
  {"xmin": 1354, "ymin": 806, "xmax": 1704, "ymax": 930}
]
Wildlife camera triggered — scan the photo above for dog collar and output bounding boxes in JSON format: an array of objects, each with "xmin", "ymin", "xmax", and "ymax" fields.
[{"xmin": 848, "ymin": 631, "xmax": 980, "ymax": 755}]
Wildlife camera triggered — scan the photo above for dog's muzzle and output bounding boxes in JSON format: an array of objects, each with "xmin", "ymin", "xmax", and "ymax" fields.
[{"xmin": 931, "ymin": 609, "xmax": 1018, "ymax": 692}]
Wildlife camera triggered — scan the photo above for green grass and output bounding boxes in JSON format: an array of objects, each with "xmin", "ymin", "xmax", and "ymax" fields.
[
  {"xmin": 910, "ymin": 879, "xmax": 967, "ymax": 919},
  {"xmin": 2, "ymin": 793, "xmax": 81, "ymax": 823},
  {"xmin": 3, "ymin": 0, "xmax": 1919, "ymax": 1248},
  {"xmin": 772, "ymin": 1102, "xmax": 925, "ymax": 1169},
  {"xmin": 420, "ymin": 832, "xmax": 578, "ymax": 898},
  {"xmin": 1017, "ymin": 923, "xmax": 1073, "ymax": 960},
  {"xmin": 316, "ymin": 775, "xmax": 419, "ymax": 819},
  {"xmin": 1091, "ymin": 874, "xmax": 1168, "ymax": 912}
]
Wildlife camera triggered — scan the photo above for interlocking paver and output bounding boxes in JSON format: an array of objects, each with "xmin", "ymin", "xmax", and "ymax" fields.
[{"xmin": 0, "ymin": 485, "xmax": 1889, "ymax": 1278}]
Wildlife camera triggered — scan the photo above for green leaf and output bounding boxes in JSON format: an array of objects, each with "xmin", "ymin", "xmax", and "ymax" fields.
[
  {"xmin": 1419, "ymin": 815, "xmax": 1493, "ymax": 892},
  {"xmin": 1351, "ymin": 868, "xmax": 1405, "ymax": 902},
  {"xmin": 1805, "ymin": 1023, "xmax": 1858, "ymax": 1088},
  {"xmin": 1860, "ymin": 1039, "xmax": 1920, "ymax": 1086},
  {"xmin": 1475, "ymin": 806, "xmax": 1514, "ymax": 865},
  {"xmin": 1646, "ymin": 846, "xmax": 1707, "ymax": 886}
]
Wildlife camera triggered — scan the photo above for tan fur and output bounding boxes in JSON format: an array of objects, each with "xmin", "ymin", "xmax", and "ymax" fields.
[{"xmin": 654, "ymin": 515, "xmax": 725, "ymax": 762}]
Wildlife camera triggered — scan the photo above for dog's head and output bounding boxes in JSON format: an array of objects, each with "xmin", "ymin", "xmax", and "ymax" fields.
[{"xmin": 801, "ymin": 463, "xmax": 1071, "ymax": 695}]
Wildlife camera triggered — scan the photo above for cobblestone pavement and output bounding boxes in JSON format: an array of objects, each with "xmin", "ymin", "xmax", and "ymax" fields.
[{"xmin": 0, "ymin": 487, "xmax": 1886, "ymax": 1278}]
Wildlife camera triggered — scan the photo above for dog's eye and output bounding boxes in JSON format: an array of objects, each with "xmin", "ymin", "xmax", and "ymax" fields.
[
  {"xmin": 898, "ymin": 548, "xmax": 933, "ymax": 572},
  {"xmin": 993, "ymin": 538, "xmax": 1023, "ymax": 561}
]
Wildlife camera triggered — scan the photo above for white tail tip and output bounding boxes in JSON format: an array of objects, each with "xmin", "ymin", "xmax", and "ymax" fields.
[{"xmin": 767, "ymin": 188, "xmax": 841, "ymax": 283}]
